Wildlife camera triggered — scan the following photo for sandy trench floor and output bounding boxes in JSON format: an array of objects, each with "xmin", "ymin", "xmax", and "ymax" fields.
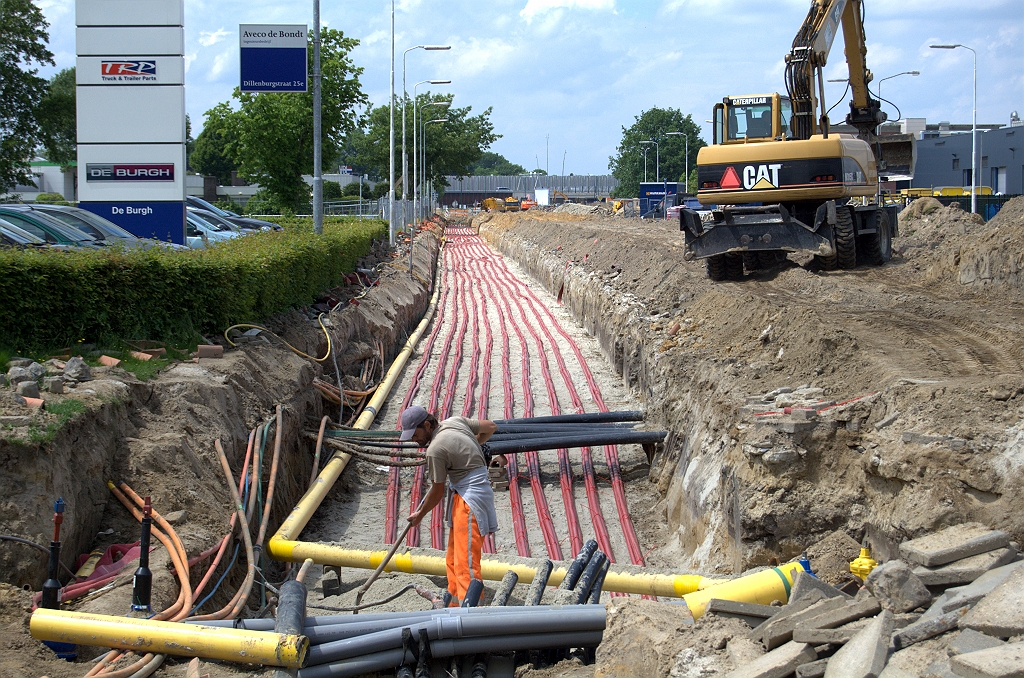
[{"xmin": 304, "ymin": 226, "xmax": 665, "ymax": 607}]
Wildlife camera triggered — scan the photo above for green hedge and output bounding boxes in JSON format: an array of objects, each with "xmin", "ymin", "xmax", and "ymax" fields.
[{"xmin": 0, "ymin": 217, "xmax": 387, "ymax": 352}]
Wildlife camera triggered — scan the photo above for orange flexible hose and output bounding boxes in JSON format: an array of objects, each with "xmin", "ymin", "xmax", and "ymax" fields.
[
  {"xmin": 187, "ymin": 440, "xmax": 256, "ymax": 622},
  {"xmin": 311, "ymin": 415, "xmax": 329, "ymax": 489}
]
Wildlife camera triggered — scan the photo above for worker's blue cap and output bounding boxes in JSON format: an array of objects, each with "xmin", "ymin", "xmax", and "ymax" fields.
[{"xmin": 399, "ymin": 406, "xmax": 430, "ymax": 441}]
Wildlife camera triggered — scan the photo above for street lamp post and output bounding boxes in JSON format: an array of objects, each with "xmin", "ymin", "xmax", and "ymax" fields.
[
  {"xmin": 877, "ymin": 70, "xmax": 920, "ymax": 111},
  {"xmin": 931, "ymin": 43, "xmax": 977, "ymax": 214},
  {"xmin": 403, "ymin": 46, "xmax": 450, "ymax": 234},
  {"xmin": 413, "ymin": 81, "xmax": 450, "ymax": 222},
  {"xmin": 312, "ymin": 0, "xmax": 323, "ymax": 233},
  {"xmin": 388, "ymin": 0, "xmax": 395, "ymax": 245}
]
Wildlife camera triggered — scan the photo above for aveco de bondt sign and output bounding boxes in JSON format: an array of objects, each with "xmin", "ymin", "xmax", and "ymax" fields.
[
  {"xmin": 239, "ymin": 24, "xmax": 308, "ymax": 93},
  {"xmin": 76, "ymin": 0, "xmax": 187, "ymax": 244}
]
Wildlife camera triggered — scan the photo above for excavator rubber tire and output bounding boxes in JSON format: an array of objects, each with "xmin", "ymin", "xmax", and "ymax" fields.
[
  {"xmin": 835, "ymin": 205, "xmax": 857, "ymax": 270},
  {"xmin": 706, "ymin": 254, "xmax": 729, "ymax": 281},
  {"xmin": 758, "ymin": 251, "xmax": 787, "ymax": 268},
  {"xmin": 725, "ymin": 253, "xmax": 745, "ymax": 280},
  {"xmin": 859, "ymin": 209, "xmax": 892, "ymax": 266},
  {"xmin": 743, "ymin": 252, "xmax": 760, "ymax": 272}
]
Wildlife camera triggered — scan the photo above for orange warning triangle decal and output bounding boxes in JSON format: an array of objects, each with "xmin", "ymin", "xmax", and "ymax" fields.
[{"xmin": 721, "ymin": 166, "xmax": 741, "ymax": 190}]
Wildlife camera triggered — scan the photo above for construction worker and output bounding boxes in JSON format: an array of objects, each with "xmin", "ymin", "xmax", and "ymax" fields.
[{"xmin": 402, "ymin": 406, "xmax": 504, "ymax": 605}]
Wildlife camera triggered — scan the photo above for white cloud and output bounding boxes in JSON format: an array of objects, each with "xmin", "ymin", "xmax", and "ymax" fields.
[
  {"xmin": 198, "ymin": 28, "xmax": 230, "ymax": 47},
  {"xmin": 520, "ymin": 0, "xmax": 615, "ymax": 22}
]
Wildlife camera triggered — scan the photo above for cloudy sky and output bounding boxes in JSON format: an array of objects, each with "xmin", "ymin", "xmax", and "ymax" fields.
[{"xmin": 37, "ymin": 0, "xmax": 1024, "ymax": 175}]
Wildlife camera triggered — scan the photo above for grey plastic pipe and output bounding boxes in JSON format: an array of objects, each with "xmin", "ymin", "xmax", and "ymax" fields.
[
  {"xmin": 306, "ymin": 607, "xmax": 606, "ymax": 666},
  {"xmin": 194, "ymin": 604, "xmax": 581, "ymax": 631},
  {"xmin": 298, "ymin": 631, "xmax": 604, "ymax": 678}
]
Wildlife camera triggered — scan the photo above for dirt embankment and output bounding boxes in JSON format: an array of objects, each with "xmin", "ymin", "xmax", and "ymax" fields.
[
  {"xmin": 476, "ymin": 201, "xmax": 1024, "ymax": 573},
  {"xmin": 0, "ymin": 230, "xmax": 440, "ymax": 677}
]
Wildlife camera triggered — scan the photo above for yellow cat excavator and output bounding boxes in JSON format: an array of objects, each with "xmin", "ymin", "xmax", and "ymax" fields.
[{"xmin": 680, "ymin": 0, "xmax": 916, "ymax": 280}]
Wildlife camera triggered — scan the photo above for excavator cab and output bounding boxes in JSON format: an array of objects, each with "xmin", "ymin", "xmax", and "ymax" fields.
[{"xmin": 712, "ymin": 94, "xmax": 796, "ymax": 145}]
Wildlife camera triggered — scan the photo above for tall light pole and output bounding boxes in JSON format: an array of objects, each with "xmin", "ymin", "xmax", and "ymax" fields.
[
  {"xmin": 312, "ymin": 0, "xmax": 323, "ymax": 233},
  {"xmin": 877, "ymin": 70, "xmax": 919, "ymax": 112},
  {"xmin": 388, "ymin": 0, "xmax": 395, "ymax": 245},
  {"xmin": 665, "ymin": 131, "xmax": 687, "ymax": 194},
  {"xmin": 413, "ymin": 81, "xmax": 450, "ymax": 222},
  {"xmin": 423, "ymin": 118, "xmax": 448, "ymax": 215},
  {"xmin": 641, "ymin": 140, "xmax": 659, "ymax": 181},
  {"xmin": 931, "ymin": 44, "xmax": 977, "ymax": 214},
  {"xmin": 402, "ymin": 46, "xmax": 449, "ymax": 234}
]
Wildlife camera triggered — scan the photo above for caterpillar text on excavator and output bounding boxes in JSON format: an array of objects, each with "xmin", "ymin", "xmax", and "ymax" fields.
[{"xmin": 679, "ymin": 0, "xmax": 916, "ymax": 280}]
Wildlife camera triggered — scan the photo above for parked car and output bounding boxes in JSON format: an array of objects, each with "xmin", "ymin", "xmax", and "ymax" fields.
[
  {"xmin": 186, "ymin": 196, "xmax": 280, "ymax": 231},
  {"xmin": 0, "ymin": 206, "xmax": 99, "ymax": 247},
  {"xmin": 187, "ymin": 206, "xmax": 245, "ymax": 234},
  {"xmin": 30, "ymin": 205, "xmax": 141, "ymax": 247},
  {"xmin": 186, "ymin": 212, "xmax": 241, "ymax": 249},
  {"xmin": 0, "ymin": 217, "xmax": 47, "ymax": 246}
]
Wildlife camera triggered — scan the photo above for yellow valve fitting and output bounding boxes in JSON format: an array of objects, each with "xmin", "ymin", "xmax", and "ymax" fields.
[{"xmin": 849, "ymin": 543, "xmax": 878, "ymax": 580}]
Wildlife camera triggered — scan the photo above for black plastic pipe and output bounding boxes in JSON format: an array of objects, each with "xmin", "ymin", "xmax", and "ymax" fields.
[
  {"xmin": 558, "ymin": 540, "xmax": 598, "ymax": 593},
  {"xmin": 525, "ymin": 560, "xmax": 552, "ymax": 606},
  {"xmin": 574, "ymin": 551, "xmax": 607, "ymax": 604},
  {"xmin": 40, "ymin": 497, "xmax": 66, "ymax": 611},
  {"xmin": 305, "ymin": 607, "xmax": 607, "ymax": 666},
  {"xmin": 461, "ymin": 579, "xmax": 484, "ymax": 607},
  {"xmin": 494, "ymin": 423, "xmax": 638, "ymax": 434},
  {"xmin": 275, "ymin": 578, "xmax": 307, "ymax": 678},
  {"xmin": 484, "ymin": 430, "xmax": 666, "ymax": 457},
  {"xmin": 588, "ymin": 560, "xmax": 611, "ymax": 605},
  {"xmin": 131, "ymin": 497, "xmax": 153, "ymax": 612},
  {"xmin": 490, "ymin": 571, "xmax": 518, "ymax": 607},
  {"xmin": 493, "ymin": 411, "xmax": 644, "ymax": 425}
]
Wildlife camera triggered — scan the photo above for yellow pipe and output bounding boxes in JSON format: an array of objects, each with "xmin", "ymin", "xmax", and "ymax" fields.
[
  {"xmin": 268, "ymin": 241, "xmax": 445, "ymax": 556},
  {"xmin": 680, "ymin": 562, "xmax": 804, "ymax": 619},
  {"xmin": 268, "ymin": 539, "xmax": 725, "ymax": 597},
  {"xmin": 30, "ymin": 609, "xmax": 308, "ymax": 668}
]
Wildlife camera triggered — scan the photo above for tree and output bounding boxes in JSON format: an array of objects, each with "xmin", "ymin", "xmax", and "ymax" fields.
[
  {"xmin": 191, "ymin": 102, "xmax": 241, "ymax": 184},
  {"xmin": 350, "ymin": 92, "xmax": 498, "ymax": 191},
  {"xmin": 608, "ymin": 107, "xmax": 706, "ymax": 198},
  {"xmin": 36, "ymin": 67, "xmax": 75, "ymax": 170},
  {"xmin": 0, "ymin": 0, "xmax": 54, "ymax": 192},
  {"xmin": 185, "ymin": 113, "xmax": 195, "ymax": 169},
  {"xmin": 233, "ymin": 28, "xmax": 366, "ymax": 210},
  {"xmin": 468, "ymin": 151, "xmax": 525, "ymax": 176}
]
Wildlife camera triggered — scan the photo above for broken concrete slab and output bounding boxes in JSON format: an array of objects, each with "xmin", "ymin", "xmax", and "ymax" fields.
[
  {"xmin": 823, "ymin": 611, "xmax": 893, "ymax": 678},
  {"xmin": 63, "ymin": 356, "xmax": 91, "ymax": 381},
  {"xmin": 760, "ymin": 594, "xmax": 846, "ymax": 649},
  {"xmin": 866, "ymin": 560, "xmax": 933, "ymax": 613},
  {"xmin": 900, "ymin": 524, "xmax": 1012, "ymax": 568},
  {"xmin": 924, "ymin": 659, "xmax": 960, "ymax": 678},
  {"xmin": 959, "ymin": 565, "xmax": 1024, "ymax": 638},
  {"xmin": 793, "ymin": 627, "xmax": 855, "ymax": 645},
  {"xmin": 15, "ymin": 380, "xmax": 40, "ymax": 399},
  {"xmin": 879, "ymin": 666, "xmax": 917, "ymax": 678},
  {"xmin": 947, "ymin": 630, "xmax": 1006, "ymax": 657},
  {"xmin": 726, "ymin": 641, "xmax": 817, "ymax": 678},
  {"xmin": 798, "ymin": 597, "xmax": 884, "ymax": 634},
  {"xmin": 708, "ymin": 599, "xmax": 780, "ymax": 628},
  {"xmin": 915, "ymin": 549, "xmax": 1019, "ymax": 587},
  {"xmin": 792, "ymin": 571, "xmax": 853, "ymax": 603},
  {"xmin": 948, "ymin": 641, "xmax": 1024, "ymax": 678},
  {"xmin": 894, "ymin": 607, "xmax": 969, "ymax": 651},
  {"xmin": 944, "ymin": 563, "xmax": 1024, "ymax": 614},
  {"xmin": 798, "ymin": 659, "xmax": 830, "ymax": 678}
]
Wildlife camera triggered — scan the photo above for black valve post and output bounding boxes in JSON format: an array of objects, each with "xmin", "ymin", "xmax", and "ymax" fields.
[
  {"xmin": 40, "ymin": 497, "xmax": 65, "ymax": 610},
  {"xmin": 131, "ymin": 496, "xmax": 153, "ymax": 612}
]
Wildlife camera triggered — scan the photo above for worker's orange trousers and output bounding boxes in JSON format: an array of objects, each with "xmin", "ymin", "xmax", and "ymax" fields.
[{"xmin": 446, "ymin": 493, "xmax": 483, "ymax": 605}]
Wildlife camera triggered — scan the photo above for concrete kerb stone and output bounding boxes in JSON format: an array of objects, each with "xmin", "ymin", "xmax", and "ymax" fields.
[
  {"xmin": 797, "ymin": 659, "xmax": 830, "ymax": 678},
  {"xmin": 797, "ymin": 597, "xmax": 884, "ymax": 635},
  {"xmin": 793, "ymin": 628, "xmax": 856, "ymax": 645},
  {"xmin": 823, "ymin": 610, "xmax": 893, "ymax": 678},
  {"xmin": 948, "ymin": 641, "xmax": 1024, "ymax": 678},
  {"xmin": 915, "ymin": 549, "xmax": 1019, "ymax": 587},
  {"xmin": 900, "ymin": 524, "xmax": 1012, "ymax": 568},
  {"xmin": 947, "ymin": 630, "xmax": 1006, "ymax": 657},
  {"xmin": 725, "ymin": 641, "xmax": 817, "ymax": 678},
  {"xmin": 865, "ymin": 560, "xmax": 933, "ymax": 613},
  {"xmin": 893, "ymin": 607, "xmax": 969, "ymax": 651},
  {"xmin": 879, "ymin": 666, "xmax": 918, "ymax": 678},
  {"xmin": 943, "ymin": 562, "xmax": 1024, "ymax": 614},
  {"xmin": 758, "ymin": 592, "xmax": 843, "ymax": 649},
  {"xmin": 708, "ymin": 599, "xmax": 781, "ymax": 628},
  {"xmin": 959, "ymin": 564, "xmax": 1024, "ymax": 638}
]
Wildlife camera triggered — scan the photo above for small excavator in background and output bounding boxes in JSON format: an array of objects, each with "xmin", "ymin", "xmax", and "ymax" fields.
[{"xmin": 681, "ymin": 0, "xmax": 916, "ymax": 280}]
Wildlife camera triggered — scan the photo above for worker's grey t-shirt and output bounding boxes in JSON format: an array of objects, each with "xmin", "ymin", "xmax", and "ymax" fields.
[{"xmin": 426, "ymin": 417, "xmax": 484, "ymax": 485}]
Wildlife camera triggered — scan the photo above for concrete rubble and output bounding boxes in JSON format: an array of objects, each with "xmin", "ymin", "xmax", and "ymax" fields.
[{"xmin": 696, "ymin": 522, "xmax": 1024, "ymax": 678}]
